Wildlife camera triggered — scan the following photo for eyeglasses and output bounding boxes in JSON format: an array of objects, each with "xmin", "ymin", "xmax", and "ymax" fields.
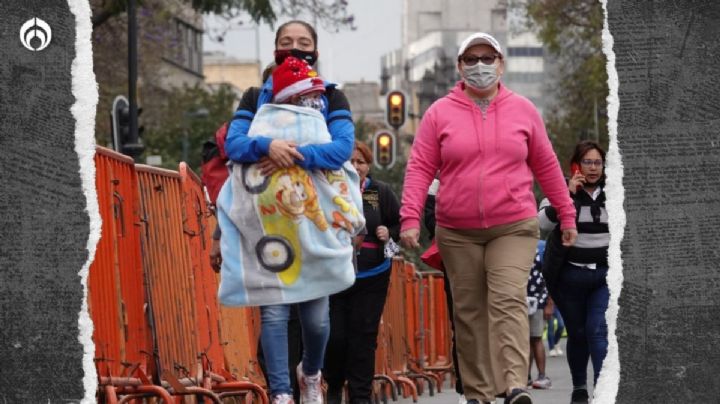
[
  {"xmin": 460, "ymin": 53, "xmax": 500, "ymax": 66},
  {"xmin": 580, "ymin": 159, "xmax": 604, "ymax": 167}
]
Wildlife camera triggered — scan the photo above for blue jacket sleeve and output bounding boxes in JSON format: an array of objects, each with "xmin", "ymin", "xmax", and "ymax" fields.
[
  {"xmin": 224, "ymin": 88, "xmax": 273, "ymax": 163},
  {"xmin": 295, "ymin": 89, "xmax": 355, "ymax": 170}
]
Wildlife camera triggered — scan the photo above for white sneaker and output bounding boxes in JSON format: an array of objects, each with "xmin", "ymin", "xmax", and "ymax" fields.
[
  {"xmin": 296, "ymin": 363, "xmax": 323, "ymax": 404},
  {"xmin": 549, "ymin": 347, "xmax": 559, "ymax": 357},
  {"xmin": 272, "ymin": 393, "xmax": 295, "ymax": 404},
  {"xmin": 458, "ymin": 394, "xmax": 468, "ymax": 404}
]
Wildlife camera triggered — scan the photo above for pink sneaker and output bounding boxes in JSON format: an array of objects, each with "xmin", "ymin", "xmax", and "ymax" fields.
[
  {"xmin": 296, "ymin": 363, "xmax": 324, "ymax": 404},
  {"xmin": 272, "ymin": 393, "xmax": 295, "ymax": 404}
]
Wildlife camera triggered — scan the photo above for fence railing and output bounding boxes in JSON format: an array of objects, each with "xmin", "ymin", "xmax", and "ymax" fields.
[{"xmin": 90, "ymin": 146, "xmax": 453, "ymax": 403}]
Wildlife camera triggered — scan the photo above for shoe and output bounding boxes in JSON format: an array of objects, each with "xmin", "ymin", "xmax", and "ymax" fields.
[
  {"xmin": 531, "ymin": 376, "xmax": 552, "ymax": 390},
  {"xmin": 296, "ymin": 363, "xmax": 323, "ymax": 404},
  {"xmin": 458, "ymin": 394, "xmax": 468, "ymax": 404},
  {"xmin": 548, "ymin": 347, "xmax": 559, "ymax": 357},
  {"xmin": 556, "ymin": 346, "xmax": 564, "ymax": 355},
  {"xmin": 273, "ymin": 394, "xmax": 295, "ymax": 404},
  {"xmin": 570, "ymin": 388, "xmax": 589, "ymax": 404},
  {"xmin": 527, "ymin": 377, "xmax": 533, "ymax": 387},
  {"xmin": 504, "ymin": 388, "xmax": 532, "ymax": 404}
]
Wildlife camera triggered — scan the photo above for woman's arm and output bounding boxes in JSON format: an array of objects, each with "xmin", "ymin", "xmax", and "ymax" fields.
[
  {"xmin": 400, "ymin": 108, "xmax": 441, "ymax": 233},
  {"xmin": 224, "ymin": 87, "xmax": 274, "ymax": 162},
  {"xmin": 525, "ymin": 105, "xmax": 576, "ymax": 230},
  {"xmin": 295, "ymin": 88, "xmax": 355, "ymax": 170},
  {"xmin": 537, "ymin": 197, "xmax": 558, "ymax": 233}
]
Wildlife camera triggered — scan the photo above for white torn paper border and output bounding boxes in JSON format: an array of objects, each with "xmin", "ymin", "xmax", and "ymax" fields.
[
  {"xmin": 68, "ymin": 0, "xmax": 100, "ymax": 402},
  {"xmin": 596, "ymin": 1, "xmax": 625, "ymax": 403}
]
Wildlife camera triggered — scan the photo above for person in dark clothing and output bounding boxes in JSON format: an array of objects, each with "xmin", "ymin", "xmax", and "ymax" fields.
[
  {"xmin": 422, "ymin": 177, "xmax": 466, "ymax": 404},
  {"xmin": 538, "ymin": 140, "xmax": 609, "ymax": 404},
  {"xmin": 324, "ymin": 141, "xmax": 401, "ymax": 404}
]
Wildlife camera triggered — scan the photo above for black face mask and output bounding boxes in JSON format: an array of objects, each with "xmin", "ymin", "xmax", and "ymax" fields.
[{"xmin": 275, "ymin": 48, "xmax": 318, "ymax": 66}]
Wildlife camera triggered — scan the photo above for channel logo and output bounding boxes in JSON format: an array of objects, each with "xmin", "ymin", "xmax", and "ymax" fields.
[{"xmin": 20, "ymin": 17, "xmax": 52, "ymax": 51}]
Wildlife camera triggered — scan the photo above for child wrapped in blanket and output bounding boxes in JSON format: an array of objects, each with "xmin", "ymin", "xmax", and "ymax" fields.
[{"xmin": 216, "ymin": 56, "xmax": 365, "ymax": 403}]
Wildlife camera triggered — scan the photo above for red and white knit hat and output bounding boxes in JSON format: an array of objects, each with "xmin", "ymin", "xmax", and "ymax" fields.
[{"xmin": 272, "ymin": 56, "xmax": 325, "ymax": 103}]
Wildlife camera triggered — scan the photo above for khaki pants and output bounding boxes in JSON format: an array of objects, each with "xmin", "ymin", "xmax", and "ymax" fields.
[{"xmin": 436, "ymin": 218, "xmax": 539, "ymax": 402}]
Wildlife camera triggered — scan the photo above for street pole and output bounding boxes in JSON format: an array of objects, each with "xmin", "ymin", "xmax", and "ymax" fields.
[{"xmin": 126, "ymin": 0, "xmax": 143, "ymax": 160}]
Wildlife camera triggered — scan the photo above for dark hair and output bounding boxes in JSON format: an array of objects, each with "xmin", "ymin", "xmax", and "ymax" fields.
[
  {"xmin": 261, "ymin": 61, "xmax": 276, "ymax": 83},
  {"xmin": 354, "ymin": 141, "xmax": 372, "ymax": 165},
  {"xmin": 570, "ymin": 140, "xmax": 606, "ymax": 184},
  {"xmin": 275, "ymin": 20, "xmax": 318, "ymax": 50}
]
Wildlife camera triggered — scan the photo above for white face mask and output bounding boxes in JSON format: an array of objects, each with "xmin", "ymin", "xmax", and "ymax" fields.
[
  {"xmin": 298, "ymin": 96, "xmax": 324, "ymax": 111},
  {"xmin": 462, "ymin": 62, "xmax": 499, "ymax": 91}
]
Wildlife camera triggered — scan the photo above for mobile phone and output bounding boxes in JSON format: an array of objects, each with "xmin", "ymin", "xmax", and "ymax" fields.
[{"xmin": 571, "ymin": 163, "xmax": 582, "ymax": 190}]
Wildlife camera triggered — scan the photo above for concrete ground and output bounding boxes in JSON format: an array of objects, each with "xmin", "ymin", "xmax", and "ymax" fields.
[{"xmin": 393, "ymin": 339, "xmax": 595, "ymax": 404}]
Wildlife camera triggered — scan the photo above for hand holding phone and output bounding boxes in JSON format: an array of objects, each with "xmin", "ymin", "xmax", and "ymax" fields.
[{"xmin": 569, "ymin": 163, "xmax": 585, "ymax": 193}]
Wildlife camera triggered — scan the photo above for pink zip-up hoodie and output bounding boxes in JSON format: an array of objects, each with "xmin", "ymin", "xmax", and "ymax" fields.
[{"xmin": 400, "ymin": 82, "xmax": 576, "ymax": 232}]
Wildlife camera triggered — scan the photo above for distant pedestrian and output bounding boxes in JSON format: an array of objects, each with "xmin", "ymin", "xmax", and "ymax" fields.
[
  {"xmin": 399, "ymin": 32, "xmax": 577, "ymax": 404},
  {"xmin": 526, "ymin": 240, "xmax": 552, "ymax": 390},
  {"xmin": 539, "ymin": 140, "xmax": 609, "ymax": 404}
]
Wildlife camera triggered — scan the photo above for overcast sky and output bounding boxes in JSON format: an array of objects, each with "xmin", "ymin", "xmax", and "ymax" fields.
[{"xmin": 203, "ymin": 0, "xmax": 402, "ymax": 86}]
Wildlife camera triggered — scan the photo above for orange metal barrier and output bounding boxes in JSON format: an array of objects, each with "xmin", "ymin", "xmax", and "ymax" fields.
[
  {"xmin": 371, "ymin": 259, "xmax": 460, "ymax": 401},
  {"xmin": 136, "ymin": 164, "xmax": 199, "ymax": 379},
  {"xmin": 372, "ymin": 258, "xmax": 418, "ymax": 402},
  {"xmin": 90, "ymin": 147, "xmax": 169, "ymax": 403},
  {"xmin": 178, "ymin": 163, "xmax": 268, "ymax": 403},
  {"xmin": 90, "ymin": 150, "xmax": 271, "ymax": 403}
]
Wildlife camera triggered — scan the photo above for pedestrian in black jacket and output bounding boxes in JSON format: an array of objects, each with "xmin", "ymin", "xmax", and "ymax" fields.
[
  {"xmin": 538, "ymin": 140, "xmax": 609, "ymax": 404},
  {"xmin": 324, "ymin": 141, "xmax": 400, "ymax": 404}
]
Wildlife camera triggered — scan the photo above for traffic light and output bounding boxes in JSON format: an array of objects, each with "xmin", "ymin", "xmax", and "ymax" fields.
[
  {"xmin": 373, "ymin": 130, "xmax": 396, "ymax": 169},
  {"xmin": 111, "ymin": 95, "xmax": 144, "ymax": 157},
  {"xmin": 386, "ymin": 90, "xmax": 406, "ymax": 130}
]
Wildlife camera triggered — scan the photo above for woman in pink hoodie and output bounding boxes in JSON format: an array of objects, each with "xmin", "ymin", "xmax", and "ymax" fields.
[{"xmin": 400, "ymin": 32, "xmax": 577, "ymax": 404}]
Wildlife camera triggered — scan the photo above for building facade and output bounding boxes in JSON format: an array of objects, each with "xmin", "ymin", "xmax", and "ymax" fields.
[{"xmin": 380, "ymin": 0, "xmax": 550, "ymax": 131}]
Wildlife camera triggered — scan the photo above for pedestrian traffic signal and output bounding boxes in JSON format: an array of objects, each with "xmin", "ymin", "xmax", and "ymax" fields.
[
  {"xmin": 373, "ymin": 131, "xmax": 396, "ymax": 168},
  {"xmin": 386, "ymin": 90, "xmax": 406, "ymax": 130}
]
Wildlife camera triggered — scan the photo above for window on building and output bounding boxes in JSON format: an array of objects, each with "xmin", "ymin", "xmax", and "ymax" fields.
[{"xmin": 167, "ymin": 18, "xmax": 203, "ymax": 76}]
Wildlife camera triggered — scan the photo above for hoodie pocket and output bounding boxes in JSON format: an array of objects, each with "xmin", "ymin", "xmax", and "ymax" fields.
[
  {"xmin": 436, "ymin": 176, "xmax": 477, "ymax": 222},
  {"xmin": 503, "ymin": 174, "xmax": 529, "ymax": 210}
]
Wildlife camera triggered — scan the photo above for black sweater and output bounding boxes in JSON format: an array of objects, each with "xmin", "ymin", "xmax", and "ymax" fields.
[{"xmin": 357, "ymin": 178, "xmax": 401, "ymax": 271}]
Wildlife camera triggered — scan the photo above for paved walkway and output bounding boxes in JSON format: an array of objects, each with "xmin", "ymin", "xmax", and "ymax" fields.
[{"xmin": 394, "ymin": 339, "xmax": 594, "ymax": 404}]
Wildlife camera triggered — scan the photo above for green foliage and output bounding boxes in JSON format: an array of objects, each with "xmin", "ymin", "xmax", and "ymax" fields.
[
  {"xmin": 513, "ymin": 0, "xmax": 609, "ymax": 166},
  {"xmin": 141, "ymin": 84, "xmax": 237, "ymax": 171},
  {"xmin": 92, "ymin": 0, "xmax": 354, "ymax": 31}
]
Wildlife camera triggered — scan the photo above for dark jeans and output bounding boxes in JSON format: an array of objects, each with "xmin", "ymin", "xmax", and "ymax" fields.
[
  {"xmin": 442, "ymin": 270, "xmax": 464, "ymax": 395},
  {"xmin": 324, "ymin": 269, "xmax": 391, "ymax": 402},
  {"xmin": 553, "ymin": 263, "xmax": 609, "ymax": 388}
]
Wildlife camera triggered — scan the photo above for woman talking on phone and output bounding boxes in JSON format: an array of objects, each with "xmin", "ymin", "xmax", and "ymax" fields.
[{"xmin": 538, "ymin": 140, "xmax": 609, "ymax": 404}]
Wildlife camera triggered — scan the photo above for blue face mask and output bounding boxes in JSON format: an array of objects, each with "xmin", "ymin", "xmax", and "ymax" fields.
[{"xmin": 299, "ymin": 96, "xmax": 324, "ymax": 111}]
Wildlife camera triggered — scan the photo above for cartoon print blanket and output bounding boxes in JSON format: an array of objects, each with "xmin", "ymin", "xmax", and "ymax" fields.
[{"xmin": 217, "ymin": 104, "xmax": 365, "ymax": 306}]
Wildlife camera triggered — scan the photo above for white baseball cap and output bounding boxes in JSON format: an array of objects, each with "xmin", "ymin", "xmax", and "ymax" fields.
[{"xmin": 457, "ymin": 32, "xmax": 503, "ymax": 58}]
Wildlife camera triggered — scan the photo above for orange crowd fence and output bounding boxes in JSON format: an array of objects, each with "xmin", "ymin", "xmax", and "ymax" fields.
[{"xmin": 90, "ymin": 146, "xmax": 454, "ymax": 403}]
